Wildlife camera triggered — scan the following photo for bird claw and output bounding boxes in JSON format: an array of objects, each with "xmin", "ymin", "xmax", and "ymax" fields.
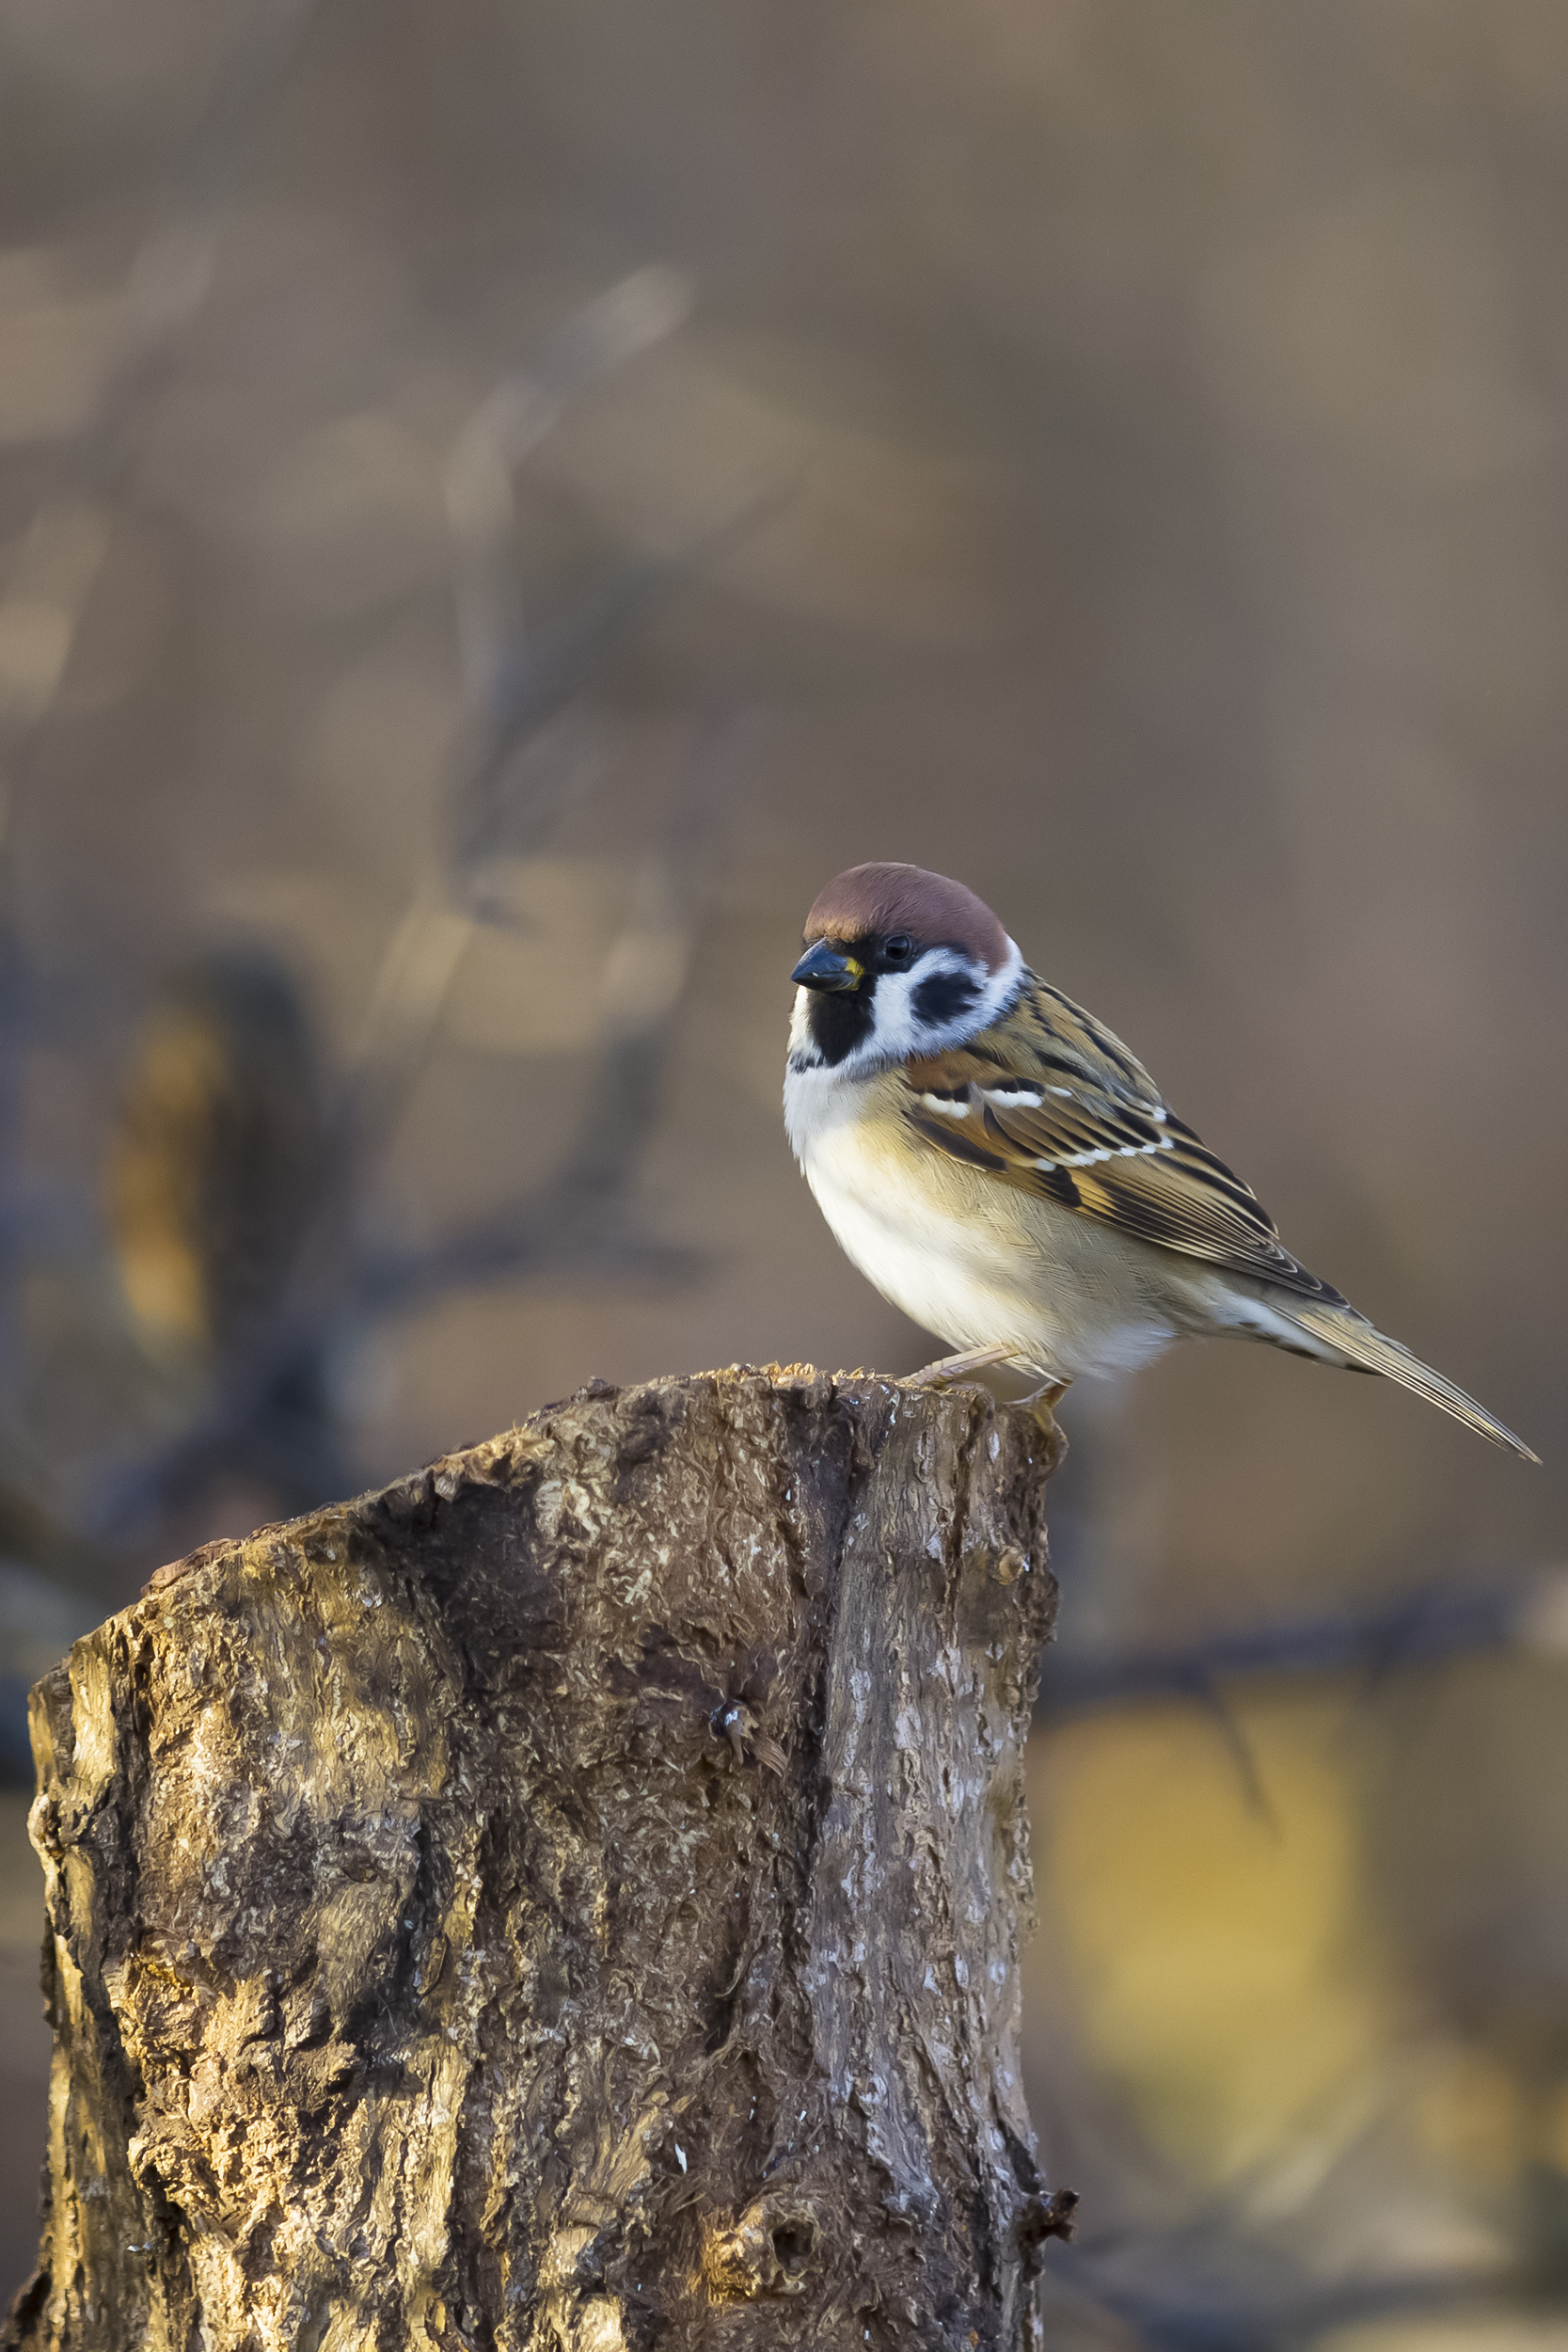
[{"xmin": 903, "ymin": 1341, "xmax": 1016, "ymax": 1391}]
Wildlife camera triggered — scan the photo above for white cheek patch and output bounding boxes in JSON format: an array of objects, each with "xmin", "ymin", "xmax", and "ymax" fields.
[
  {"xmin": 823, "ymin": 939, "xmax": 1025, "ymax": 1079},
  {"xmin": 859, "ymin": 966, "xmax": 922, "ymax": 1059}
]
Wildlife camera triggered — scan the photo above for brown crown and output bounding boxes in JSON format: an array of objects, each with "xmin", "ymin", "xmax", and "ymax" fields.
[{"xmin": 803, "ymin": 863, "xmax": 1009, "ymax": 974}]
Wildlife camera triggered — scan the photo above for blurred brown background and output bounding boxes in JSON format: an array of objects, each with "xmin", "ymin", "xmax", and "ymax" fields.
[{"xmin": 0, "ymin": 0, "xmax": 1564, "ymax": 2338}]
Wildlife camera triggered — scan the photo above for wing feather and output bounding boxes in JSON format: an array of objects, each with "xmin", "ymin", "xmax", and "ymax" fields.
[{"xmin": 904, "ymin": 971, "xmax": 1347, "ymax": 1305}]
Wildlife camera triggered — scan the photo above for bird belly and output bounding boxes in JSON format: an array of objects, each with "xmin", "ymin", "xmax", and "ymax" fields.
[{"xmin": 799, "ymin": 1120, "xmax": 1180, "ymax": 1380}]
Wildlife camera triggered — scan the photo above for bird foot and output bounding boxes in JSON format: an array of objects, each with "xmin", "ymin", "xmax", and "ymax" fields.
[
  {"xmin": 903, "ymin": 1341, "xmax": 1016, "ymax": 1391},
  {"xmin": 1015, "ymin": 1375, "xmax": 1071, "ymax": 1436}
]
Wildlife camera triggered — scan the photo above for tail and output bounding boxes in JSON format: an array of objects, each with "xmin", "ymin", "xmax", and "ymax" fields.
[{"xmin": 1273, "ymin": 1299, "xmax": 1540, "ymax": 1464}]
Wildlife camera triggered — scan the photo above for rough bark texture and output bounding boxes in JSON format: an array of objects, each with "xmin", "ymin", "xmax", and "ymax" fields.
[{"xmin": 7, "ymin": 1365, "xmax": 1068, "ymax": 2352}]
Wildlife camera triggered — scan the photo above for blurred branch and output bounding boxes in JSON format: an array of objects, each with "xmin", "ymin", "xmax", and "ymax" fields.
[
  {"xmin": 1046, "ymin": 2236, "xmax": 1508, "ymax": 2352},
  {"xmin": 441, "ymin": 264, "xmax": 693, "ymax": 729},
  {"xmin": 1041, "ymin": 1567, "xmax": 1568, "ymax": 1718},
  {"xmin": 90, "ymin": 710, "xmax": 750, "ymax": 1540},
  {"xmin": 0, "ymin": 0, "xmax": 320, "ymax": 834},
  {"xmin": 346, "ymin": 265, "xmax": 696, "ymax": 1166},
  {"xmin": 0, "ymin": 0, "xmax": 320, "ymax": 1437},
  {"xmin": 85, "ymin": 273, "xmax": 763, "ymax": 1546}
]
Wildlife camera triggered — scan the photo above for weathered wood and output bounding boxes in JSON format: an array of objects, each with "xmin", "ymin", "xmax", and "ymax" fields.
[{"xmin": 7, "ymin": 1365, "xmax": 1069, "ymax": 2351}]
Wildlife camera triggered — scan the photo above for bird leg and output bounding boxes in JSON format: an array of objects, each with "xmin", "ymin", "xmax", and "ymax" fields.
[{"xmin": 903, "ymin": 1341, "xmax": 1016, "ymax": 1391}]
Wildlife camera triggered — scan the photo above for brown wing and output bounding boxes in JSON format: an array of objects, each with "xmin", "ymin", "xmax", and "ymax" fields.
[{"xmin": 903, "ymin": 972, "xmax": 1346, "ymax": 1306}]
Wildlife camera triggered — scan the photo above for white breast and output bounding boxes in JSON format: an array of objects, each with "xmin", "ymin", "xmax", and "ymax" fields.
[{"xmin": 784, "ymin": 1057, "xmax": 1180, "ymax": 1380}]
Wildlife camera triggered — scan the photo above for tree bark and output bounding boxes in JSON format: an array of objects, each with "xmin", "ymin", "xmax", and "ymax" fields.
[{"xmin": 6, "ymin": 1365, "xmax": 1070, "ymax": 2352}]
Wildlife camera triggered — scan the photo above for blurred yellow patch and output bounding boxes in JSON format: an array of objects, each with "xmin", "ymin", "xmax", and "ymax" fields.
[
  {"xmin": 1039, "ymin": 1695, "xmax": 1387, "ymax": 2180},
  {"xmin": 105, "ymin": 957, "xmax": 325, "ymax": 1365},
  {"xmin": 1317, "ymin": 2323, "xmax": 1568, "ymax": 2352},
  {"xmin": 1543, "ymin": 2083, "xmax": 1568, "ymax": 2177},
  {"xmin": 109, "ymin": 1009, "xmax": 230, "ymax": 1351}
]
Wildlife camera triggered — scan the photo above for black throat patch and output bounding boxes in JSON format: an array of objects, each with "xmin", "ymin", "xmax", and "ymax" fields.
[{"xmin": 805, "ymin": 978, "xmax": 879, "ymax": 1067}]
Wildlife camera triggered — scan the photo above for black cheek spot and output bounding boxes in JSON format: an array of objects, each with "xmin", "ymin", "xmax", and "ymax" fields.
[{"xmin": 911, "ymin": 971, "xmax": 979, "ymax": 1026}]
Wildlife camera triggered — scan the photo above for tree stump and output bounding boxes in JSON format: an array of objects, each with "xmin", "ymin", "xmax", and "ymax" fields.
[{"xmin": 7, "ymin": 1366, "xmax": 1070, "ymax": 2352}]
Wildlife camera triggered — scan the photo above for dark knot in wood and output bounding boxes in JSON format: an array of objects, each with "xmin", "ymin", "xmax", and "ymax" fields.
[{"xmin": 703, "ymin": 2192, "xmax": 825, "ymax": 2298}]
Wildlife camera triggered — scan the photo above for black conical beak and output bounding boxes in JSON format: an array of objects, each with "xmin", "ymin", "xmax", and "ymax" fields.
[{"xmin": 791, "ymin": 938, "xmax": 864, "ymax": 993}]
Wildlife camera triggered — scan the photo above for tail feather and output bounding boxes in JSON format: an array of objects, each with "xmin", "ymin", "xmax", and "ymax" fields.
[{"xmin": 1273, "ymin": 1300, "xmax": 1540, "ymax": 1464}]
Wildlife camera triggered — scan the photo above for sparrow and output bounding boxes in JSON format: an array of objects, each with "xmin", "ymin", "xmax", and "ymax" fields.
[{"xmin": 783, "ymin": 862, "xmax": 1537, "ymax": 1460}]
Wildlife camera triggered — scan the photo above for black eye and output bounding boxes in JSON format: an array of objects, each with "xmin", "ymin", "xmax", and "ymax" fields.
[{"xmin": 884, "ymin": 935, "xmax": 913, "ymax": 964}]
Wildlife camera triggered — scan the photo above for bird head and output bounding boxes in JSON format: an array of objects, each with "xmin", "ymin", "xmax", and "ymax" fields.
[{"xmin": 788, "ymin": 862, "xmax": 1022, "ymax": 1073}]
